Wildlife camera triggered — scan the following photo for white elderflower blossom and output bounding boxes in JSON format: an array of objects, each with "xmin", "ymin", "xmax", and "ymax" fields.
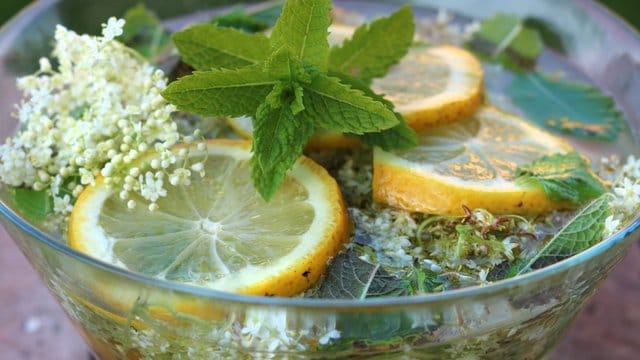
[
  {"xmin": 606, "ymin": 155, "xmax": 640, "ymax": 234},
  {"xmin": 349, "ymin": 206, "xmax": 418, "ymax": 267},
  {"xmin": 603, "ymin": 215, "xmax": 621, "ymax": 237},
  {"xmin": 139, "ymin": 172, "xmax": 167, "ymax": 203},
  {"xmin": 102, "ymin": 17, "xmax": 125, "ymax": 41},
  {"xmin": 0, "ymin": 20, "xmax": 199, "ymax": 215}
]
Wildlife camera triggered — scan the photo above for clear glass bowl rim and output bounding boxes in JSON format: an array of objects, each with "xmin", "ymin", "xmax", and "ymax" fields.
[{"xmin": 1, "ymin": 0, "xmax": 639, "ymax": 309}]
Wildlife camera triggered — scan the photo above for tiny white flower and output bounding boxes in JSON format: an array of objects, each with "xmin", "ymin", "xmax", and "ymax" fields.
[
  {"xmin": 79, "ymin": 168, "xmax": 94, "ymax": 185},
  {"xmin": 169, "ymin": 168, "xmax": 191, "ymax": 186},
  {"xmin": 318, "ymin": 329, "xmax": 341, "ymax": 345},
  {"xmin": 604, "ymin": 215, "xmax": 621, "ymax": 237},
  {"xmin": 38, "ymin": 58, "xmax": 52, "ymax": 72},
  {"xmin": 53, "ymin": 194, "xmax": 73, "ymax": 214},
  {"xmin": 139, "ymin": 171, "xmax": 167, "ymax": 202},
  {"xmin": 102, "ymin": 17, "xmax": 125, "ymax": 41}
]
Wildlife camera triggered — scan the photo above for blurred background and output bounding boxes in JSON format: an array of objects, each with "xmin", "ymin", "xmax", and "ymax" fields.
[{"xmin": 0, "ymin": 1, "xmax": 638, "ymax": 359}]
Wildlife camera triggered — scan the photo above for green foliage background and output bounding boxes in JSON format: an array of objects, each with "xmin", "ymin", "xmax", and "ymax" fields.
[{"xmin": 1, "ymin": 1, "xmax": 639, "ymax": 29}]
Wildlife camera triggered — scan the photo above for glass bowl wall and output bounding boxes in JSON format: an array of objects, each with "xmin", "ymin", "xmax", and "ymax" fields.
[{"xmin": 1, "ymin": 0, "xmax": 639, "ymax": 358}]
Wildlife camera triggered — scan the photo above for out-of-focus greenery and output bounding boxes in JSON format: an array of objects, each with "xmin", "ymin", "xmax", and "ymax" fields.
[
  {"xmin": 0, "ymin": 1, "xmax": 638, "ymax": 29},
  {"xmin": 0, "ymin": 0, "xmax": 31, "ymax": 25}
]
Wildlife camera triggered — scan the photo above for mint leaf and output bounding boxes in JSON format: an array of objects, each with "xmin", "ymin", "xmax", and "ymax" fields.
[
  {"xmin": 252, "ymin": 88, "xmax": 314, "ymax": 200},
  {"xmin": 264, "ymin": 46, "xmax": 311, "ymax": 83},
  {"xmin": 470, "ymin": 13, "xmax": 543, "ymax": 70},
  {"xmin": 301, "ymin": 74, "xmax": 399, "ymax": 134},
  {"xmin": 329, "ymin": 6, "xmax": 414, "ymax": 83},
  {"xmin": 516, "ymin": 152, "xmax": 606, "ymax": 204},
  {"xmin": 507, "ymin": 72, "xmax": 624, "ymax": 141},
  {"xmin": 270, "ymin": 0, "xmax": 331, "ymax": 71},
  {"xmin": 330, "ymin": 72, "xmax": 417, "ymax": 150},
  {"xmin": 120, "ymin": 4, "xmax": 171, "ymax": 60},
  {"xmin": 11, "ymin": 187, "xmax": 52, "ymax": 222},
  {"xmin": 523, "ymin": 18, "xmax": 566, "ymax": 54},
  {"xmin": 515, "ymin": 195, "xmax": 610, "ymax": 275},
  {"xmin": 162, "ymin": 65, "xmax": 277, "ymax": 117},
  {"xmin": 172, "ymin": 24, "xmax": 269, "ymax": 70},
  {"xmin": 313, "ymin": 250, "xmax": 405, "ymax": 299}
]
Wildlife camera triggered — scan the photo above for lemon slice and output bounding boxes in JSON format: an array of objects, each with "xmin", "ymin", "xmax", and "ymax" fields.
[
  {"xmin": 372, "ymin": 45, "xmax": 484, "ymax": 131},
  {"xmin": 69, "ymin": 139, "xmax": 348, "ymax": 296},
  {"xmin": 373, "ymin": 106, "xmax": 573, "ymax": 215},
  {"xmin": 331, "ymin": 24, "xmax": 484, "ymax": 130}
]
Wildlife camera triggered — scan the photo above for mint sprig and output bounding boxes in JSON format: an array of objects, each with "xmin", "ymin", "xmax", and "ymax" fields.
[{"xmin": 163, "ymin": 1, "xmax": 416, "ymax": 200}]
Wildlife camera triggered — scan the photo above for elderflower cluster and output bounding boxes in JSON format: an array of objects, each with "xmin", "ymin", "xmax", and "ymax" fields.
[
  {"xmin": 349, "ymin": 205, "xmax": 419, "ymax": 267},
  {"xmin": 604, "ymin": 155, "xmax": 640, "ymax": 237},
  {"xmin": 0, "ymin": 18, "xmax": 200, "ymax": 214}
]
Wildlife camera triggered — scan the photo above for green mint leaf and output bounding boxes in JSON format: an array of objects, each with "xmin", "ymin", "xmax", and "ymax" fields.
[
  {"xmin": 120, "ymin": 4, "xmax": 171, "ymax": 60},
  {"xmin": 172, "ymin": 24, "xmax": 269, "ymax": 70},
  {"xmin": 329, "ymin": 5, "xmax": 414, "ymax": 83},
  {"xmin": 516, "ymin": 195, "xmax": 610, "ymax": 275},
  {"xmin": 516, "ymin": 152, "xmax": 606, "ymax": 204},
  {"xmin": 264, "ymin": 46, "xmax": 311, "ymax": 83},
  {"xmin": 210, "ymin": 2, "xmax": 283, "ymax": 33},
  {"xmin": 11, "ymin": 187, "xmax": 52, "ymax": 222},
  {"xmin": 507, "ymin": 72, "xmax": 625, "ymax": 141},
  {"xmin": 329, "ymin": 71, "xmax": 417, "ymax": 150},
  {"xmin": 301, "ymin": 73, "xmax": 399, "ymax": 134},
  {"xmin": 252, "ymin": 87, "xmax": 315, "ymax": 200},
  {"xmin": 270, "ymin": 0, "xmax": 331, "ymax": 71},
  {"xmin": 470, "ymin": 13, "xmax": 543, "ymax": 70},
  {"xmin": 313, "ymin": 250, "xmax": 406, "ymax": 299},
  {"xmin": 162, "ymin": 65, "xmax": 277, "ymax": 117}
]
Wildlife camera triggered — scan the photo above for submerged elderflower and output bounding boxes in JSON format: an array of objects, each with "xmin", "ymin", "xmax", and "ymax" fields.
[{"xmin": 0, "ymin": 19, "xmax": 199, "ymax": 214}]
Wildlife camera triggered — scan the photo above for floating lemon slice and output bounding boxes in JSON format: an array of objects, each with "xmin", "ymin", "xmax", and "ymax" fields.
[
  {"xmin": 372, "ymin": 45, "xmax": 484, "ymax": 131},
  {"xmin": 69, "ymin": 139, "xmax": 348, "ymax": 296},
  {"xmin": 331, "ymin": 24, "xmax": 484, "ymax": 130},
  {"xmin": 373, "ymin": 106, "xmax": 573, "ymax": 215}
]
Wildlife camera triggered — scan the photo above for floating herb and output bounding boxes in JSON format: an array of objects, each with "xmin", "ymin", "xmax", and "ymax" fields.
[
  {"xmin": 506, "ymin": 72, "xmax": 625, "ymax": 141},
  {"xmin": 313, "ymin": 250, "xmax": 406, "ymax": 299},
  {"xmin": 517, "ymin": 152, "xmax": 606, "ymax": 204},
  {"xmin": 469, "ymin": 13, "xmax": 543, "ymax": 70},
  {"xmin": 10, "ymin": 187, "xmax": 52, "ymax": 222},
  {"xmin": 523, "ymin": 18, "xmax": 566, "ymax": 54},
  {"xmin": 510, "ymin": 195, "xmax": 610, "ymax": 276}
]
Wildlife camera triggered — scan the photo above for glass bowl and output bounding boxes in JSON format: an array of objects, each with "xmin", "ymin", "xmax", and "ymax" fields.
[{"xmin": 1, "ymin": 0, "xmax": 639, "ymax": 358}]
